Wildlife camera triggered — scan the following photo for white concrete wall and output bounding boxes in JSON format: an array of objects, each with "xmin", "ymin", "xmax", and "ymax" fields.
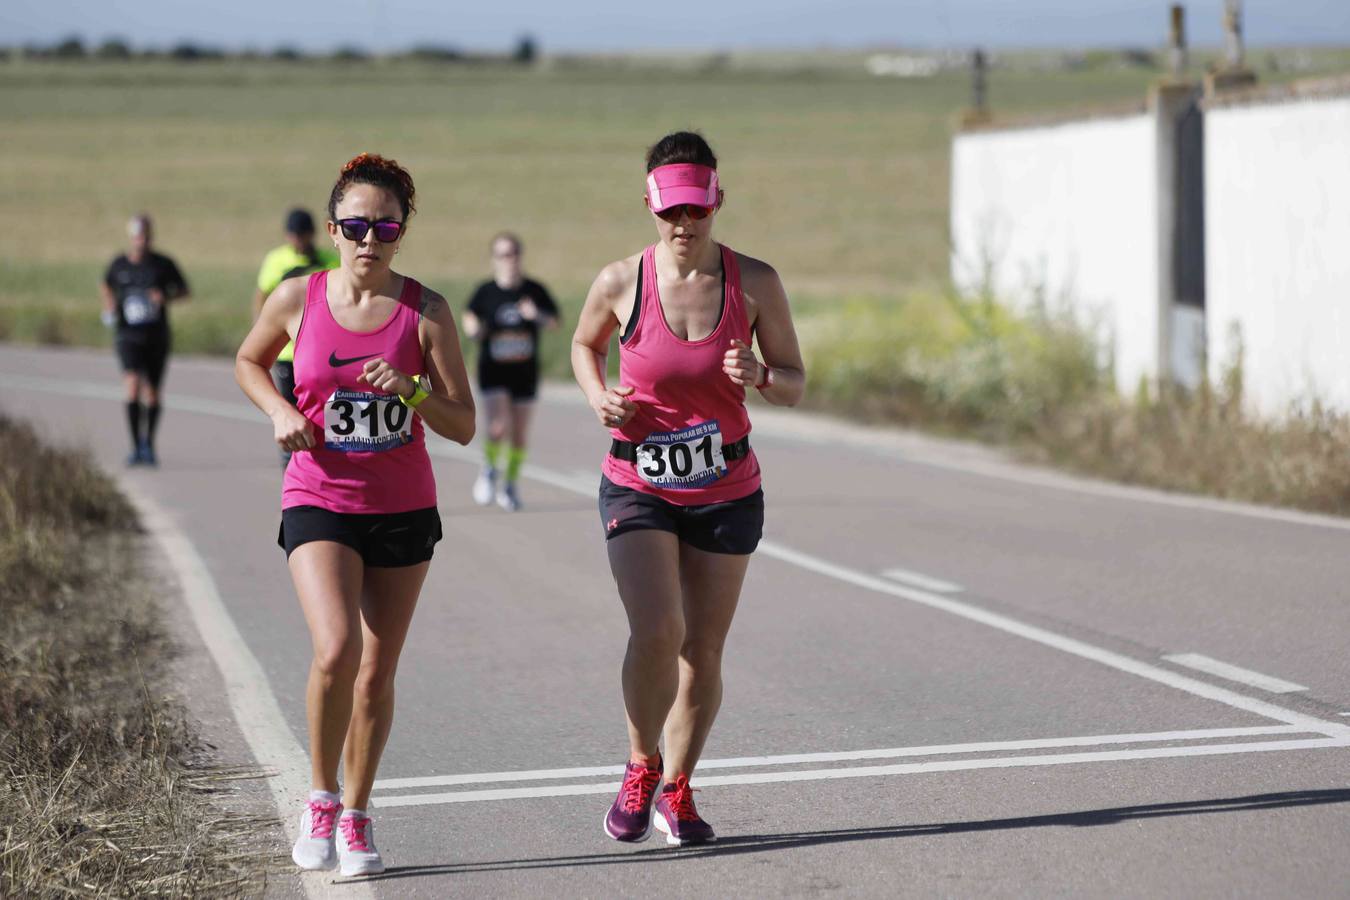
[
  {"xmin": 1205, "ymin": 95, "xmax": 1350, "ymax": 415},
  {"xmin": 951, "ymin": 115, "xmax": 1159, "ymax": 391}
]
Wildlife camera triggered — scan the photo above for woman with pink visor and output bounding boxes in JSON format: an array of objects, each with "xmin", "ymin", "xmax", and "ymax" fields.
[{"xmin": 572, "ymin": 131, "xmax": 805, "ymax": 845}]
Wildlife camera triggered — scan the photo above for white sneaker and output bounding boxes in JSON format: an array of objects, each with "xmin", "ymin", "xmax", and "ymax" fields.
[
  {"xmin": 291, "ymin": 798, "xmax": 342, "ymax": 871},
  {"xmin": 496, "ymin": 481, "xmax": 521, "ymax": 512},
  {"xmin": 337, "ymin": 811, "xmax": 385, "ymax": 877},
  {"xmin": 472, "ymin": 467, "xmax": 497, "ymax": 506}
]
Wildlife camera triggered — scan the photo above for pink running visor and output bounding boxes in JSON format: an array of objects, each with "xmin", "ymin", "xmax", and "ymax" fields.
[{"xmin": 645, "ymin": 164, "xmax": 720, "ymax": 213}]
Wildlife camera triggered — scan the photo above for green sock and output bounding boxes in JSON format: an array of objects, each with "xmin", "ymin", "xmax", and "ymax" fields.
[
  {"xmin": 484, "ymin": 440, "xmax": 502, "ymax": 470},
  {"xmin": 506, "ymin": 446, "xmax": 526, "ymax": 483}
]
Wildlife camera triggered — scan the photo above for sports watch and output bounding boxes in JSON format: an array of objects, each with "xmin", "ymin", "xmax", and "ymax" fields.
[
  {"xmin": 755, "ymin": 364, "xmax": 775, "ymax": 391},
  {"xmin": 400, "ymin": 374, "xmax": 432, "ymax": 408}
]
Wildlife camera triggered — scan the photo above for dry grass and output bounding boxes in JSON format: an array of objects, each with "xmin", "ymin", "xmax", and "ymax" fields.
[
  {"xmin": 797, "ymin": 292, "xmax": 1350, "ymax": 516},
  {"xmin": 1028, "ymin": 364, "xmax": 1350, "ymax": 516},
  {"xmin": 0, "ymin": 416, "xmax": 276, "ymax": 898}
]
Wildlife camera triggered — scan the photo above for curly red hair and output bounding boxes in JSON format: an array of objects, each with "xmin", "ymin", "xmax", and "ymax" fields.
[{"xmin": 328, "ymin": 153, "xmax": 416, "ymax": 221}]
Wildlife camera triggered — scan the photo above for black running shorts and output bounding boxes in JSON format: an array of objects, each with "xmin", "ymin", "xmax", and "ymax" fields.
[
  {"xmin": 478, "ymin": 360, "xmax": 538, "ymax": 402},
  {"xmin": 278, "ymin": 505, "xmax": 443, "ymax": 567},
  {"xmin": 598, "ymin": 475, "xmax": 764, "ymax": 556},
  {"xmin": 115, "ymin": 332, "xmax": 170, "ymax": 387}
]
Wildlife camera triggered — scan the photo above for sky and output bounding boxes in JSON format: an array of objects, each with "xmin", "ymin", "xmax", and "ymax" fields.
[{"xmin": 4, "ymin": 1, "xmax": 1348, "ymax": 53}]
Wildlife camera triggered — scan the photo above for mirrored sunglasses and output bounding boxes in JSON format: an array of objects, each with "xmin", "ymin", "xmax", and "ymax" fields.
[{"xmin": 337, "ymin": 217, "xmax": 404, "ymax": 243}]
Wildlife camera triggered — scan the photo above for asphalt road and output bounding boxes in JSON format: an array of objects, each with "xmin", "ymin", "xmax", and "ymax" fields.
[{"xmin": 4, "ymin": 344, "xmax": 1349, "ymax": 898}]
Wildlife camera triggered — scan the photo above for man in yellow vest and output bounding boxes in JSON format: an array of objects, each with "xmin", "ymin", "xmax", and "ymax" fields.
[{"xmin": 253, "ymin": 208, "xmax": 338, "ymax": 469}]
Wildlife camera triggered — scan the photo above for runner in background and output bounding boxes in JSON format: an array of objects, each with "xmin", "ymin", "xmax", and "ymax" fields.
[
  {"xmin": 235, "ymin": 154, "xmax": 475, "ymax": 877},
  {"xmin": 253, "ymin": 208, "xmax": 340, "ymax": 469},
  {"xmin": 463, "ymin": 232, "xmax": 559, "ymax": 511},
  {"xmin": 571, "ymin": 132, "xmax": 805, "ymax": 846},
  {"xmin": 100, "ymin": 213, "xmax": 190, "ymax": 467}
]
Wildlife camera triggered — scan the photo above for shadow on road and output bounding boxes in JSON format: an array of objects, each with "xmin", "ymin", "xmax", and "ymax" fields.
[{"xmin": 361, "ymin": 789, "xmax": 1350, "ymax": 881}]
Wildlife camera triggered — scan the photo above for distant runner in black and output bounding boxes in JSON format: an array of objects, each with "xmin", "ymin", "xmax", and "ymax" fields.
[
  {"xmin": 463, "ymin": 232, "xmax": 559, "ymax": 511},
  {"xmin": 99, "ymin": 213, "xmax": 190, "ymax": 466}
]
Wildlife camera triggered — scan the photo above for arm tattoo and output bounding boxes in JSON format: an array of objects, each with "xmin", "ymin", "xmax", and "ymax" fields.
[{"xmin": 419, "ymin": 289, "xmax": 442, "ymax": 321}]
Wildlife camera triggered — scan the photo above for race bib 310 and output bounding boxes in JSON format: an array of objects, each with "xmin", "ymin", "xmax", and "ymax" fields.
[{"xmin": 323, "ymin": 389, "xmax": 413, "ymax": 452}]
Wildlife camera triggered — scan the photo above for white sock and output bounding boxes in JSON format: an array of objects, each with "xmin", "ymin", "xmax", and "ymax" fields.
[
  {"xmin": 309, "ymin": 789, "xmax": 340, "ymax": 804},
  {"xmin": 341, "ymin": 808, "xmax": 367, "ymax": 819}
]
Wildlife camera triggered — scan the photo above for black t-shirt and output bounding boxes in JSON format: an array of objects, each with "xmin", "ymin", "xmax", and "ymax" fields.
[
  {"xmin": 104, "ymin": 252, "xmax": 189, "ymax": 334},
  {"xmin": 467, "ymin": 278, "xmax": 558, "ymax": 367}
]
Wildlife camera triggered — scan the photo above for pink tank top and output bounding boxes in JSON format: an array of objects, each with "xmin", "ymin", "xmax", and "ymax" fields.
[
  {"xmin": 601, "ymin": 243, "xmax": 762, "ymax": 506},
  {"xmin": 282, "ymin": 270, "xmax": 437, "ymax": 514}
]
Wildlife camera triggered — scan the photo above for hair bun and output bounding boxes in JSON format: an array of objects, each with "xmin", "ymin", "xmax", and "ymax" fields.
[
  {"xmin": 341, "ymin": 152, "xmax": 381, "ymax": 177},
  {"xmin": 330, "ymin": 153, "xmax": 417, "ymax": 220}
]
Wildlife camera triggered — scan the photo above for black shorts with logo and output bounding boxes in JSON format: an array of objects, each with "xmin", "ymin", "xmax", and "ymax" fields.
[
  {"xmin": 278, "ymin": 505, "xmax": 442, "ymax": 567},
  {"xmin": 598, "ymin": 475, "xmax": 764, "ymax": 556}
]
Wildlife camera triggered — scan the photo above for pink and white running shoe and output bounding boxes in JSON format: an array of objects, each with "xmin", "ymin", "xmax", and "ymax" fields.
[
  {"xmin": 337, "ymin": 810, "xmax": 385, "ymax": 876},
  {"xmin": 292, "ymin": 797, "xmax": 342, "ymax": 870}
]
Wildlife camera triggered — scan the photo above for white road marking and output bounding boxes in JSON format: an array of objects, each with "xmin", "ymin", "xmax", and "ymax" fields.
[
  {"xmin": 374, "ymin": 725, "xmax": 1302, "ymax": 790},
  {"xmin": 882, "ymin": 566, "xmax": 963, "ymax": 593},
  {"xmin": 11, "ymin": 359, "xmax": 1350, "ymax": 534},
  {"xmin": 1162, "ymin": 653, "xmax": 1309, "ymax": 694},
  {"xmin": 544, "ymin": 382, "xmax": 1350, "ymax": 535},
  {"xmin": 757, "ymin": 541, "xmax": 1350, "ymax": 739},
  {"xmin": 124, "ymin": 486, "xmax": 366, "ymax": 899},
  {"xmin": 372, "ymin": 737, "xmax": 1350, "ymax": 807},
  {"xmin": 9, "ymin": 371, "xmax": 1350, "ymax": 818}
]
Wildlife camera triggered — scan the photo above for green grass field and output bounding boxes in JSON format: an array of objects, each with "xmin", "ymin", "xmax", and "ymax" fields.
[
  {"xmin": 4, "ymin": 52, "xmax": 1349, "ymax": 355},
  {"xmin": 0, "ymin": 55, "xmax": 1191, "ymax": 348}
]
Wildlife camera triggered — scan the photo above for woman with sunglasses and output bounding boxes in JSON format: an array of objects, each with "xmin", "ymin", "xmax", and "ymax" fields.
[
  {"xmin": 235, "ymin": 153, "xmax": 475, "ymax": 877},
  {"xmin": 572, "ymin": 131, "xmax": 805, "ymax": 845}
]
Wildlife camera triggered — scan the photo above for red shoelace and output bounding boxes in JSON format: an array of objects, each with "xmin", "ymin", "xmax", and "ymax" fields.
[
  {"xmin": 307, "ymin": 800, "xmax": 341, "ymax": 839},
  {"xmin": 619, "ymin": 763, "xmax": 661, "ymax": 813},
  {"xmin": 664, "ymin": 775, "xmax": 701, "ymax": 821},
  {"xmin": 339, "ymin": 814, "xmax": 372, "ymax": 852}
]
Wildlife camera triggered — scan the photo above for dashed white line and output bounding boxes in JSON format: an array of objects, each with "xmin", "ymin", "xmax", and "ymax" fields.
[
  {"xmin": 758, "ymin": 542, "xmax": 1349, "ymax": 738},
  {"xmin": 882, "ymin": 566, "xmax": 963, "ymax": 593},
  {"xmin": 1163, "ymin": 653, "xmax": 1309, "ymax": 694}
]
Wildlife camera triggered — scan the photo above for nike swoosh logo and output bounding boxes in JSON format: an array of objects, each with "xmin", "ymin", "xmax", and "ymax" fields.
[{"xmin": 328, "ymin": 350, "xmax": 380, "ymax": 368}]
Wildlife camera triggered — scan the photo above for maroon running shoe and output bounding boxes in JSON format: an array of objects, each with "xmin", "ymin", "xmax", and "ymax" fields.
[
  {"xmin": 653, "ymin": 775, "xmax": 716, "ymax": 845},
  {"xmin": 604, "ymin": 757, "xmax": 662, "ymax": 842}
]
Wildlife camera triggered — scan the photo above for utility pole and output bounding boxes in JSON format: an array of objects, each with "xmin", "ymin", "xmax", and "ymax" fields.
[
  {"xmin": 960, "ymin": 48, "xmax": 991, "ymax": 127},
  {"xmin": 1168, "ymin": 4, "xmax": 1187, "ymax": 79},
  {"xmin": 1205, "ymin": 0, "xmax": 1256, "ymax": 97},
  {"xmin": 1223, "ymin": 0, "xmax": 1244, "ymax": 70}
]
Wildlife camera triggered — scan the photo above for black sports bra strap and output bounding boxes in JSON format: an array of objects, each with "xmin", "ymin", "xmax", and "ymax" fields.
[{"xmin": 620, "ymin": 257, "xmax": 642, "ymax": 345}]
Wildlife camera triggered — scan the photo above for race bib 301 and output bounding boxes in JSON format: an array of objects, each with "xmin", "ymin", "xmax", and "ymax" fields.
[{"xmin": 635, "ymin": 420, "xmax": 727, "ymax": 489}]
